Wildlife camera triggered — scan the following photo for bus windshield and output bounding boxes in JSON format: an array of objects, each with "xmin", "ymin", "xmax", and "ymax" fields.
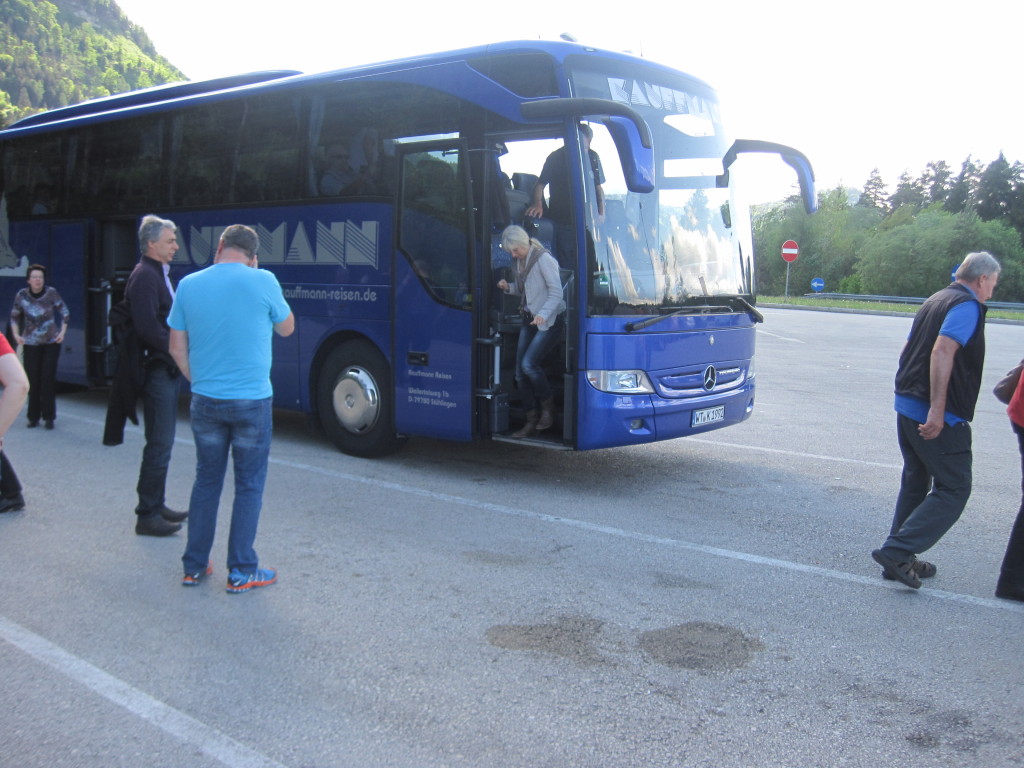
[{"xmin": 567, "ymin": 58, "xmax": 754, "ymax": 317}]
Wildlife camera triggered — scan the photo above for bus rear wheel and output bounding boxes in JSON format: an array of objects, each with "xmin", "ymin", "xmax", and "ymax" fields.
[{"xmin": 316, "ymin": 340, "xmax": 404, "ymax": 457}]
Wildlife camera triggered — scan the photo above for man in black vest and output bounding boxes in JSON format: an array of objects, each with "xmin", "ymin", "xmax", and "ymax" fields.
[{"xmin": 873, "ymin": 251, "xmax": 1001, "ymax": 588}]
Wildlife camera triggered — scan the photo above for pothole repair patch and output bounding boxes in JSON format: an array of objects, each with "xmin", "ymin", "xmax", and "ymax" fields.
[
  {"xmin": 486, "ymin": 616, "xmax": 604, "ymax": 665},
  {"xmin": 639, "ymin": 622, "xmax": 764, "ymax": 671}
]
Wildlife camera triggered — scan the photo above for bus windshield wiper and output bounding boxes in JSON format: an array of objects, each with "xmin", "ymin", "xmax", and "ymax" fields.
[
  {"xmin": 624, "ymin": 302, "xmax": 726, "ymax": 332},
  {"xmin": 623, "ymin": 295, "xmax": 763, "ymax": 332},
  {"xmin": 727, "ymin": 295, "xmax": 764, "ymax": 323}
]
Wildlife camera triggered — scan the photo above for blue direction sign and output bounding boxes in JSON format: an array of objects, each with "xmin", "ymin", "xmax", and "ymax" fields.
[{"xmin": 811, "ymin": 277, "xmax": 824, "ymax": 292}]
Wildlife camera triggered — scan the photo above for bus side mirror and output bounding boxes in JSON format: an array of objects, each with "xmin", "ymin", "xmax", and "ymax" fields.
[
  {"xmin": 719, "ymin": 139, "xmax": 818, "ymax": 214},
  {"xmin": 602, "ymin": 116, "xmax": 655, "ymax": 194}
]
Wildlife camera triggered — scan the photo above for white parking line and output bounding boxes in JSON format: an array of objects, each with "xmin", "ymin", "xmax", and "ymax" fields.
[
  {"xmin": 686, "ymin": 437, "xmax": 902, "ymax": 470},
  {"xmin": 0, "ymin": 615, "xmax": 288, "ymax": 768}
]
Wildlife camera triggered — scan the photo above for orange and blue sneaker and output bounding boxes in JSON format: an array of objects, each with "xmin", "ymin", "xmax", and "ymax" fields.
[
  {"xmin": 182, "ymin": 562, "xmax": 213, "ymax": 586},
  {"xmin": 226, "ymin": 567, "xmax": 277, "ymax": 593}
]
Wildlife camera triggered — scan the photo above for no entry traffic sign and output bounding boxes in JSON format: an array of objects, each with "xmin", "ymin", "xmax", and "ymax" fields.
[{"xmin": 781, "ymin": 240, "xmax": 799, "ymax": 263}]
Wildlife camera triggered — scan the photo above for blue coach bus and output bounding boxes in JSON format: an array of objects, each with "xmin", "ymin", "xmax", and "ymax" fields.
[{"xmin": 0, "ymin": 40, "xmax": 815, "ymax": 456}]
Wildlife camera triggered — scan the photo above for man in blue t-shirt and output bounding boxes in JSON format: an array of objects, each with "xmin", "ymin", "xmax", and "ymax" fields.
[
  {"xmin": 872, "ymin": 251, "xmax": 1001, "ymax": 589},
  {"xmin": 169, "ymin": 224, "xmax": 294, "ymax": 593}
]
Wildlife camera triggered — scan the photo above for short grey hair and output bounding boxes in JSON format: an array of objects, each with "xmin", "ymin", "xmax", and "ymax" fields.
[
  {"xmin": 219, "ymin": 224, "xmax": 259, "ymax": 259},
  {"xmin": 138, "ymin": 214, "xmax": 176, "ymax": 255},
  {"xmin": 955, "ymin": 251, "xmax": 1001, "ymax": 282}
]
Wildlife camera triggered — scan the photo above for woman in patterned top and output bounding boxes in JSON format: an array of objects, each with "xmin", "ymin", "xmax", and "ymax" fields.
[{"xmin": 10, "ymin": 264, "xmax": 67, "ymax": 429}]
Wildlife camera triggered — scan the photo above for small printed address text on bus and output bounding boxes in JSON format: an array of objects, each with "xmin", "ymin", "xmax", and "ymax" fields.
[{"xmin": 408, "ymin": 369, "xmax": 456, "ymax": 409}]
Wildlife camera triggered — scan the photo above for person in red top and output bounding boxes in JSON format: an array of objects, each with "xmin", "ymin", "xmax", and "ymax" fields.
[
  {"xmin": 0, "ymin": 334, "xmax": 29, "ymax": 513},
  {"xmin": 998, "ymin": 377, "xmax": 1024, "ymax": 602}
]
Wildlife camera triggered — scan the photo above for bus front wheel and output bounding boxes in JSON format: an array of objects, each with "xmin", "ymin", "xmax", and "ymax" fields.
[{"xmin": 316, "ymin": 340, "xmax": 404, "ymax": 457}]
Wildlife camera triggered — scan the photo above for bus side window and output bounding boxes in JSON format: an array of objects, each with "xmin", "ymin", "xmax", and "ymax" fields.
[{"xmin": 399, "ymin": 149, "xmax": 470, "ymax": 308}]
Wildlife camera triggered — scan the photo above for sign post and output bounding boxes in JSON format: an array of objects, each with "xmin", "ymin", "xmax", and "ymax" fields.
[{"xmin": 781, "ymin": 240, "xmax": 799, "ymax": 300}]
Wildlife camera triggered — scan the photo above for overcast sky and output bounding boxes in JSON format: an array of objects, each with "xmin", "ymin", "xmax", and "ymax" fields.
[{"xmin": 114, "ymin": 0, "xmax": 1022, "ymax": 199}]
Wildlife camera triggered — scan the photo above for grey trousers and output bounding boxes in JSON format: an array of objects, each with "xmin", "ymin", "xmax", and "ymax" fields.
[{"xmin": 881, "ymin": 414, "xmax": 972, "ymax": 559}]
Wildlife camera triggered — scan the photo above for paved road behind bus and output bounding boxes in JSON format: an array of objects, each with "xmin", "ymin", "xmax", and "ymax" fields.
[{"xmin": 1, "ymin": 308, "xmax": 1022, "ymax": 768}]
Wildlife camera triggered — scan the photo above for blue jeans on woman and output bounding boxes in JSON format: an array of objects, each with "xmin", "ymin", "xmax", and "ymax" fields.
[
  {"xmin": 182, "ymin": 395, "xmax": 273, "ymax": 578},
  {"xmin": 515, "ymin": 315, "xmax": 563, "ymax": 411}
]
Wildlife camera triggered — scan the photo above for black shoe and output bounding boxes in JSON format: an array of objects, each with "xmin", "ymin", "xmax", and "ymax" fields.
[
  {"xmin": 158, "ymin": 505, "xmax": 188, "ymax": 523},
  {"xmin": 882, "ymin": 558, "xmax": 936, "ymax": 581},
  {"xmin": 44, "ymin": 420, "xmax": 54, "ymax": 430},
  {"xmin": 995, "ymin": 581, "xmax": 1024, "ymax": 602},
  {"xmin": 0, "ymin": 493, "xmax": 25, "ymax": 513},
  {"xmin": 871, "ymin": 549, "xmax": 921, "ymax": 589},
  {"xmin": 135, "ymin": 511, "xmax": 182, "ymax": 537},
  {"xmin": 26, "ymin": 420, "xmax": 38, "ymax": 428}
]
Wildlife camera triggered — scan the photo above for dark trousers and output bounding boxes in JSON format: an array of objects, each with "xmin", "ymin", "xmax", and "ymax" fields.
[
  {"xmin": 22, "ymin": 342, "xmax": 60, "ymax": 423},
  {"xmin": 881, "ymin": 414, "xmax": 973, "ymax": 559},
  {"xmin": 0, "ymin": 451, "xmax": 22, "ymax": 498},
  {"xmin": 135, "ymin": 362, "xmax": 179, "ymax": 515},
  {"xmin": 1001, "ymin": 422, "xmax": 1024, "ymax": 584}
]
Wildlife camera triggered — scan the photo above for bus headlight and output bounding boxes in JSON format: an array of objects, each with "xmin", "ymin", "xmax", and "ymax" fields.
[{"xmin": 586, "ymin": 370, "xmax": 655, "ymax": 394}]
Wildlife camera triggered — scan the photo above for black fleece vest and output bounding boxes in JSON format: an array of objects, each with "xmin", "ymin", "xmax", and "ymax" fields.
[{"xmin": 894, "ymin": 283, "xmax": 986, "ymax": 421}]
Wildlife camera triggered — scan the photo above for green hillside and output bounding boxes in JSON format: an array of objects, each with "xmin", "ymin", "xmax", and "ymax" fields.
[{"xmin": 0, "ymin": 0, "xmax": 183, "ymax": 127}]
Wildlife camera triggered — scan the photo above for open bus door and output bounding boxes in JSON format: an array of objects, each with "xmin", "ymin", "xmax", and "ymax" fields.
[
  {"xmin": 391, "ymin": 141, "xmax": 477, "ymax": 443},
  {"xmin": 86, "ymin": 218, "xmax": 137, "ymax": 385}
]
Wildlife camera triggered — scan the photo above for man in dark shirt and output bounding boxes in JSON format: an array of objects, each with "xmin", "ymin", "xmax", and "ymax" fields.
[
  {"xmin": 872, "ymin": 251, "xmax": 1001, "ymax": 588},
  {"xmin": 525, "ymin": 123, "xmax": 605, "ymax": 267},
  {"xmin": 128, "ymin": 215, "xmax": 188, "ymax": 536}
]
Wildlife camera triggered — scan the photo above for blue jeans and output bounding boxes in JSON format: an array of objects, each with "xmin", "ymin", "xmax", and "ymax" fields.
[
  {"xmin": 882, "ymin": 414, "xmax": 972, "ymax": 559},
  {"xmin": 515, "ymin": 315, "xmax": 563, "ymax": 411},
  {"xmin": 182, "ymin": 395, "xmax": 273, "ymax": 577},
  {"xmin": 135, "ymin": 362, "xmax": 180, "ymax": 514}
]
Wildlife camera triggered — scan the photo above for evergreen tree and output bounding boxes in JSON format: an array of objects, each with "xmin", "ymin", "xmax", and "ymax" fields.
[
  {"xmin": 918, "ymin": 160, "xmax": 952, "ymax": 204},
  {"xmin": 975, "ymin": 152, "xmax": 1018, "ymax": 223},
  {"xmin": 944, "ymin": 156, "xmax": 980, "ymax": 214},
  {"xmin": 889, "ymin": 171, "xmax": 926, "ymax": 212},
  {"xmin": 857, "ymin": 168, "xmax": 889, "ymax": 212}
]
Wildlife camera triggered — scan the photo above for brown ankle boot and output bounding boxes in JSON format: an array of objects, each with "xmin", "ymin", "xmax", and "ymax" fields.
[
  {"xmin": 512, "ymin": 410, "xmax": 539, "ymax": 438},
  {"xmin": 536, "ymin": 399, "xmax": 556, "ymax": 431}
]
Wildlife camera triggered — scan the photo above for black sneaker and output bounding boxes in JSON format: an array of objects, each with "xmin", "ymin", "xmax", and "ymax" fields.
[{"xmin": 135, "ymin": 511, "xmax": 181, "ymax": 537}]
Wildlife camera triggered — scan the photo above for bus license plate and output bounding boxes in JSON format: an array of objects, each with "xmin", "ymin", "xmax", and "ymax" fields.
[{"xmin": 691, "ymin": 405, "xmax": 725, "ymax": 427}]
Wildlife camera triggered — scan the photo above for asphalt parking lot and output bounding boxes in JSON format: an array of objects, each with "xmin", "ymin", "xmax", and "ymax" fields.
[{"xmin": 1, "ymin": 307, "xmax": 1022, "ymax": 768}]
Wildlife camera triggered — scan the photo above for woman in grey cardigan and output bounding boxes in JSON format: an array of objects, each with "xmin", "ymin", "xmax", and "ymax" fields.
[{"xmin": 496, "ymin": 225, "xmax": 566, "ymax": 438}]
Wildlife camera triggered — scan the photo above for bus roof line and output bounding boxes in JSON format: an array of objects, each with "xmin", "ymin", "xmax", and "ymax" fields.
[{"xmin": 6, "ymin": 70, "xmax": 303, "ymax": 131}]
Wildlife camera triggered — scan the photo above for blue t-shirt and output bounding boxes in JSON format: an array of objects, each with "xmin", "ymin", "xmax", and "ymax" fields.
[
  {"xmin": 894, "ymin": 287, "xmax": 980, "ymax": 426},
  {"xmin": 168, "ymin": 263, "xmax": 291, "ymax": 400}
]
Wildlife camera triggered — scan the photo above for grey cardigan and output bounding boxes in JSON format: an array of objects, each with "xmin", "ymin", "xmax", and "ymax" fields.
[{"xmin": 505, "ymin": 246, "xmax": 565, "ymax": 331}]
